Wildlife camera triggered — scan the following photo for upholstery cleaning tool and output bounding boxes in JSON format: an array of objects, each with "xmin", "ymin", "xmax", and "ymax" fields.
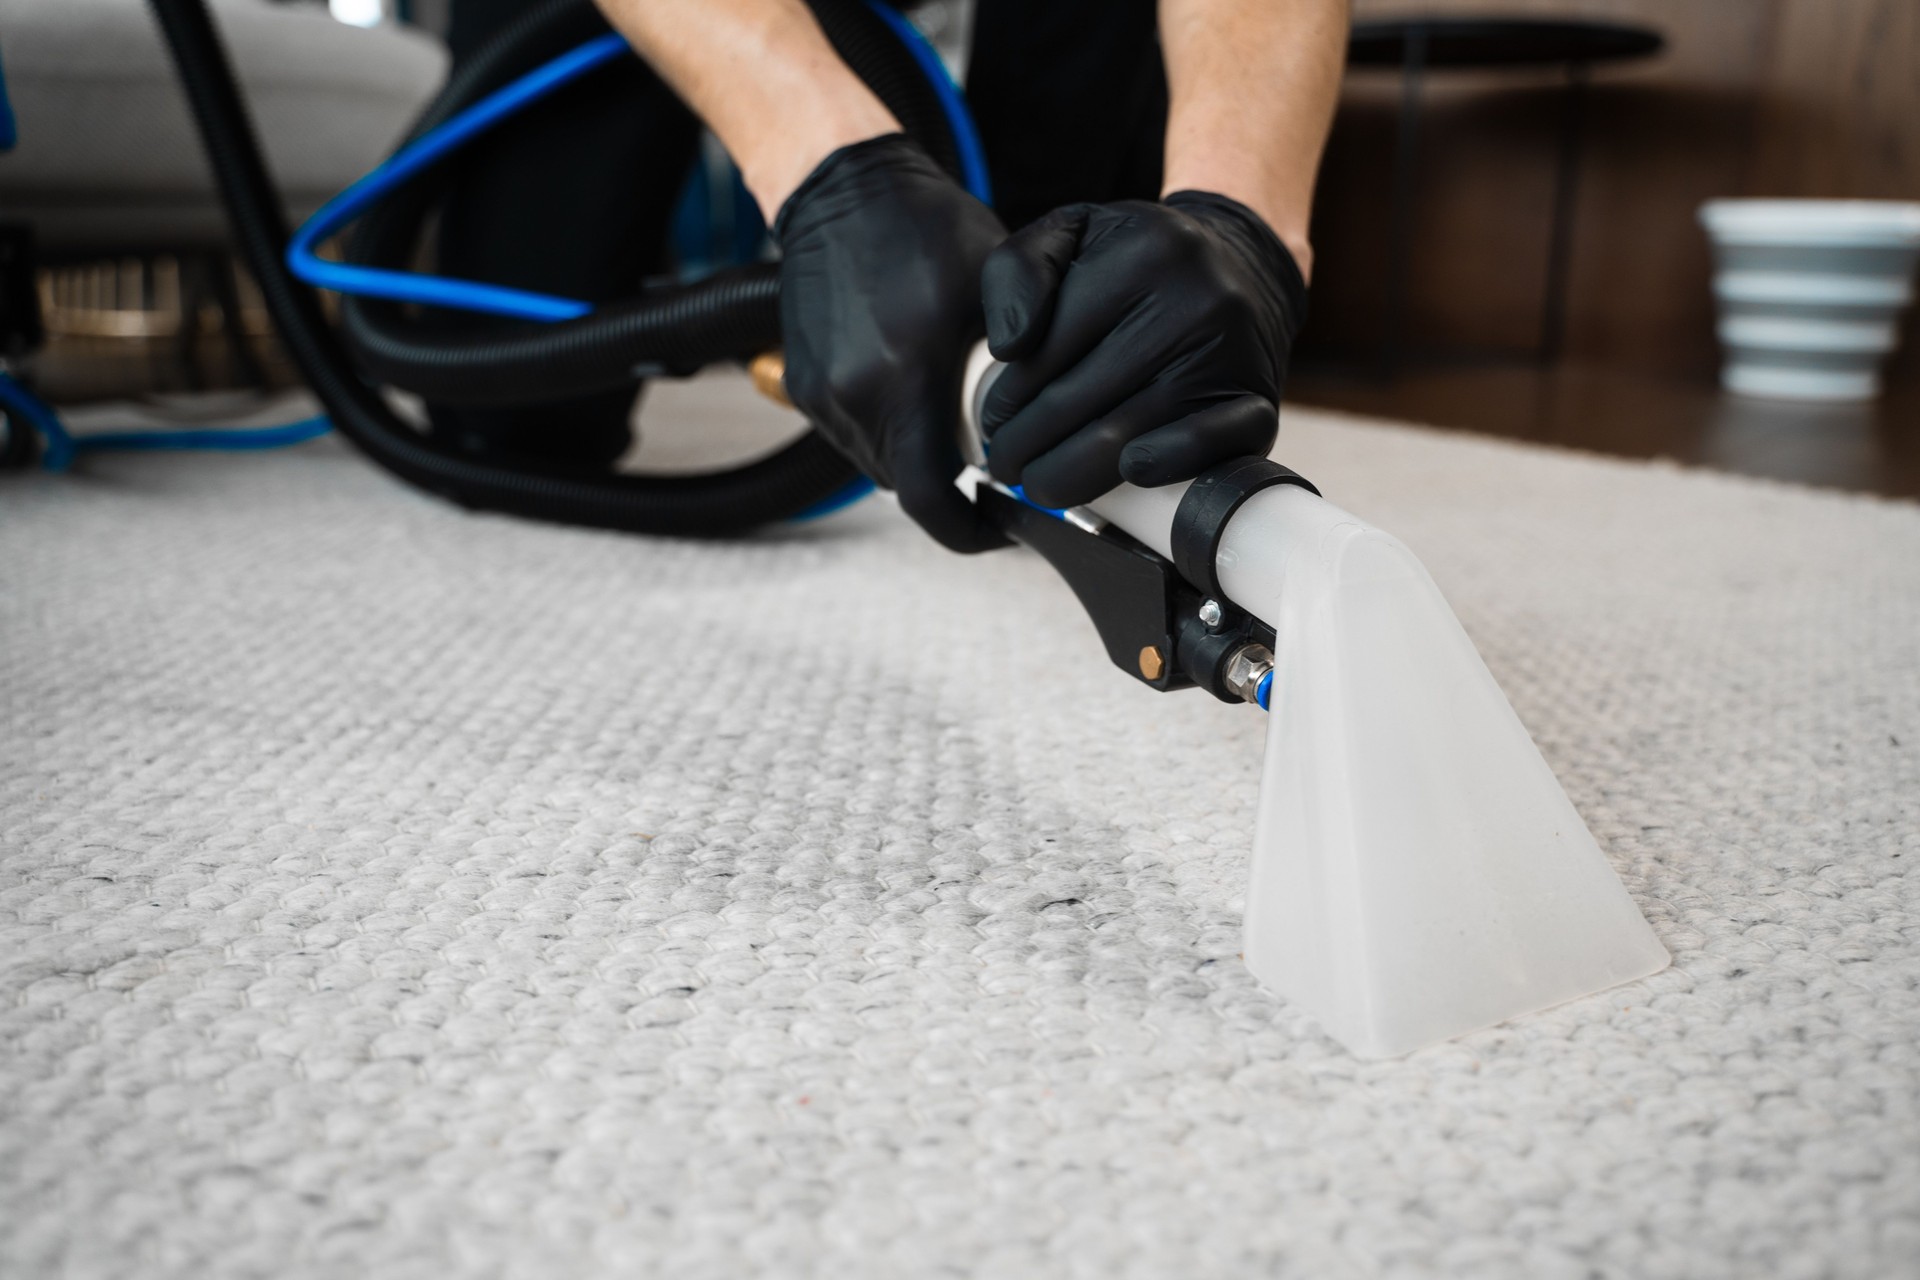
[
  {"xmin": 754, "ymin": 344, "xmax": 1669, "ymax": 1058},
  {"xmin": 959, "ymin": 346, "xmax": 1669, "ymax": 1056}
]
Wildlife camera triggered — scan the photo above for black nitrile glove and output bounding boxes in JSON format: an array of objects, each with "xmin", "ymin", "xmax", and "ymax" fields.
[
  {"xmin": 977, "ymin": 191, "xmax": 1309, "ymax": 510},
  {"xmin": 774, "ymin": 134, "xmax": 1008, "ymax": 552}
]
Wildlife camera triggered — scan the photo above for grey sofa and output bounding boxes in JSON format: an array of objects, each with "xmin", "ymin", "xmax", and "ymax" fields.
[{"xmin": 0, "ymin": 0, "xmax": 447, "ymax": 256}]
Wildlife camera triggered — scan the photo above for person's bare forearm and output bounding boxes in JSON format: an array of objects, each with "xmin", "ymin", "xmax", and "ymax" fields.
[
  {"xmin": 593, "ymin": 0, "xmax": 897, "ymax": 219},
  {"xmin": 1160, "ymin": 0, "xmax": 1348, "ymax": 278}
]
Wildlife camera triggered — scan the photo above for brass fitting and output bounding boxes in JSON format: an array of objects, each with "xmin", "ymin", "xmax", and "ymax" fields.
[{"xmin": 748, "ymin": 350, "xmax": 790, "ymax": 407}]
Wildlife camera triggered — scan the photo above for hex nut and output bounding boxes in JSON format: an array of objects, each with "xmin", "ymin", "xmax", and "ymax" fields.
[{"xmin": 1224, "ymin": 644, "xmax": 1276, "ymax": 703}]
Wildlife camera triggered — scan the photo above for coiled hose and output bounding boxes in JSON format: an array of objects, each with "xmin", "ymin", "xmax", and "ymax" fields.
[
  {"xmin": 338, "ymin": 0, "xmax": 964, "ymax": 409},
  {"xmin": 146, "ymin": 0, "xmax": 960, "ymax": 535}
]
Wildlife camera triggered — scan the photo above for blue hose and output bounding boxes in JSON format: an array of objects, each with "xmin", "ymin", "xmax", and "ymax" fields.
[
  {"xmin": 286, "ymin": 4, "xmax": 992, "ymax": 321},
  {"xmin": 0, "ymin": 40, "xmax": 18, "ymax": 153},
  {"xmin": 62, "ymin": 417, "xmax": 332, "ymax": 453},
  {"xmin": 15, "ymin": 8, "xmax": 979, "ymax": 502},
  {"xmin": 284, "ymin": 32, "xmax": 627, "ymax": 323},
  {"xmin": 860, "ymin": 4, "xmax": 990, "ymax": 205},
  {"xmin": 283, "ymin": 5, "xmax": 989, "ymax": 521},
  {"xmin": 1, "ymin": 369, "xmax": 331, "ymax": 470},
  {"xmin": 0, "ymin": 371, "xmax": 75, "ymax": 471},
  {"xmin": 788, "ymin": 473, "xmax": 877, "ymax": 521}
]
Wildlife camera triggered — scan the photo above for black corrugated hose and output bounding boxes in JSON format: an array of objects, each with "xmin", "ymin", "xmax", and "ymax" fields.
[
  {"xmin": 338, "ymin": 0, "xmax": 964, "ymax": 409},
  {"xmin": 145, "ymin": 0, "xmax": 958, "ymax": 535}
]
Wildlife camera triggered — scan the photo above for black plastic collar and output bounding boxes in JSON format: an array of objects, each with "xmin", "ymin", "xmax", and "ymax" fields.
[{"xmin": 1170, "ymin": 457, "xmax": 1319, "ymax": 597}]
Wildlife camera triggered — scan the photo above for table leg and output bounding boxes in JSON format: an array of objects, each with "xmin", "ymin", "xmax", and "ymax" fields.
[
  {"xmin": 1539, "ymin": 61, "xmax": 1589, "ymax": 366},
  {"xmin": 1381, "ymin": 24, "xmax": 1428, "ymax": 381},
  {"xmin": 208, "ymin": 253, "xmax": 267, "ymax": 391}
]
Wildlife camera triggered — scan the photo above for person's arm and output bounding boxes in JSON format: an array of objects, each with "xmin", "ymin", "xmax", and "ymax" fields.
[
  {"xmin": 975, "ymin": 0, "xmax": 1350, "ymax": 509},
  {"xmin": 591, "ymin": 0, "xmax": 896, "ymax": 219},
  {"xmin": 1160, "ymin": 0, "xmax": 1348, "ymax": 279},
  {"xmin": 592, "ymin": 0, "xmax": 1008, "ymax": 552}
]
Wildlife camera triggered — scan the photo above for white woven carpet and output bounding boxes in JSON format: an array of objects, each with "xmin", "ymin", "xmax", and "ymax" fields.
[{"xmin": 4, "ymin": 380, "xmax": 1917, "ymax": 1278}]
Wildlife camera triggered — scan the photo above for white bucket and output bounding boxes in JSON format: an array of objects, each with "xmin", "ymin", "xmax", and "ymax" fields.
[{"xmin": 1699, "ymin": 200, "xmax": 1920, "ymax": 402}]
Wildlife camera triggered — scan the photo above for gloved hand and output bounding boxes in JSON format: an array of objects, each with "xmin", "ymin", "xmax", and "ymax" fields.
[
  {"xmin": 977, "ymin": 191, "xmax": 1309, "ymax": 510},
  {"xmin": 774, "ymin": 133, "xmax": 1008, "ymax": 552}
]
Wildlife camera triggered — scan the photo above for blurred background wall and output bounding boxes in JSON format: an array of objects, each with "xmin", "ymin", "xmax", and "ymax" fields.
[{"xmin": 1304, "ymin": 0, "xmax": 1920, "ymax": 393}]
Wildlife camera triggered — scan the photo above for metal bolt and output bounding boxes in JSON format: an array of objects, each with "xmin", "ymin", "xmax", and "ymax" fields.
[
  {"xmin": 1137, "ymin": 645, "xmax": 1165, "ymax": 681},
  {"xmin": 1198, "ymin": 598, "xmax": 1224, "ymax": 629}
]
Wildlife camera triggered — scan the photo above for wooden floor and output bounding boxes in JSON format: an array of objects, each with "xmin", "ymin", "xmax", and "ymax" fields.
[{"xmin": 1288, "ymin": 362, "xmax": 1920, "ymax": 500}]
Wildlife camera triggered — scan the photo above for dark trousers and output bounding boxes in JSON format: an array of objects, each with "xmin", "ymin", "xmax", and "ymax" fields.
[
  {"xmin": 965, "ymin": 0, "xmax": 1165, "ymax": 233},
  {"xmin": 435, "ymin": 0, "xmax": 1165, "ymax": 465}
]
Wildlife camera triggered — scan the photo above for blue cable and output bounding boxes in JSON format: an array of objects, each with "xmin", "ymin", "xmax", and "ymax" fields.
[
  {"xmin": 0, "ymin": 371, "xmax": 75, "ymax": 471},
  {"xmin": 787, "ymin": 473, "xmax": 876, "ymax": 521},
  {"xmin": 1008, "ymin": 483, "xmax": 1066, "ymax": 520},
  {"xmin": 10, "ymin": 10, "xmax": 980, "ymax": 505},
  {"xmin": 64, "ymin": 417, "xmax": 332, "ymax": 453},
  {"xmin": 0, "ymin": 40, "xmax": 18, "ymax": 153},
  {"xmin": 860, "ymin": 4, "xmax": 991, "ymax": 205},
  {"xmin": 286, "ymin": 4, "xmax": 993, "ymax": 321},
  {"xmin": 1, "ymin": 369, "xmax": 330, "ymax": 472},
  {"xmin": 285, "ymin": 32, "xmax": 627, "ymax": 322},
  {"xmin": 284, "ymin": 6, "xmax": 992, "ymax": 520}
]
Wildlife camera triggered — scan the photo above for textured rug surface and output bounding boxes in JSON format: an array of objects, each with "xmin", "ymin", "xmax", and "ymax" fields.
[{"xmin": 4, "ymin": 384, "xmax": 1917, "ymax": 1279}]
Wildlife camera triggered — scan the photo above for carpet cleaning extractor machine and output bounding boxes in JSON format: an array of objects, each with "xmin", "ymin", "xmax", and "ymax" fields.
[{"xmin": 145, "ymin": 0, "xmax": 1667, "ymax": 1056}]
